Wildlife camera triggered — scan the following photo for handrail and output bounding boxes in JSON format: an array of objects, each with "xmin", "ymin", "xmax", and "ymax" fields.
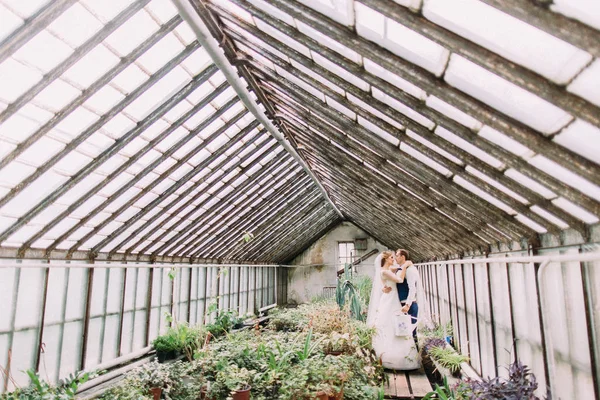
[
  {"xmin": 0, "ymin": 262, "xmax": 279, "ymax": 269},
  {"xmin": 415, "ymin": 251, "xmax": 600, "ymax": 266}
]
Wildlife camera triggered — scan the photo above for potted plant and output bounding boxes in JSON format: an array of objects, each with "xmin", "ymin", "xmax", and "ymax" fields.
[
  {"xmin": 322, "ymin": 332, "xmax": 352, "ymax": 355},
  {"xmin": 153, "ymin": 334, "xmax": 179, "ymax": 363},
  {"xmin": 216, "ymin": 364, "xmax": 254, "ymax": 400},
  {"xmin": 130, "ymin": 361, "xmax": 172, "ymax": 400}
]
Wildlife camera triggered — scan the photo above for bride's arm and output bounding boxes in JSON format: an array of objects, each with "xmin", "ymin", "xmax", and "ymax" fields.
[
  {"xmin": 382, "ymin": 270, "xmax": 403, "ymax": 283},
  {"xmin": 391, "ymin": 261, "xmax": 413, "ymax": 283}
]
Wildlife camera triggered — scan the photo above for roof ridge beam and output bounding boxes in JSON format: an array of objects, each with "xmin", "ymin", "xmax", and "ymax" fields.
[{"xmin": 171, "ymin": 0, "xmax": 343, "ymax": 218}]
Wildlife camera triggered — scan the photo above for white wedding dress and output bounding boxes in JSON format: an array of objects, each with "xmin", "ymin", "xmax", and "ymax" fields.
[{"xmin": 367, "ymin": 254, "xmax": 421, "ymax": 370}]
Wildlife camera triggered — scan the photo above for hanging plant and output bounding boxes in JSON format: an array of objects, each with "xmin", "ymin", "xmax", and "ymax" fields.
[{"xmin": 241, "ymin": 231, "xmax": 254, "ymax": 243}]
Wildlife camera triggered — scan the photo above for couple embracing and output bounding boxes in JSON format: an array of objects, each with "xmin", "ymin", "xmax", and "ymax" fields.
[{"xmin": 367, "ymin": 249, "xmax": 431, "ymax": 370}]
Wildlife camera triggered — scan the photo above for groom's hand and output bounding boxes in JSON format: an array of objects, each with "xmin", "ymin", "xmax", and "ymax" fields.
[
  {"xmin": 401, "ymin": 304, "xmax": 410, "ymax": 313},
  {"xmin": 382, "ymin": 286, "xmax": 392, "ymax": 293}
]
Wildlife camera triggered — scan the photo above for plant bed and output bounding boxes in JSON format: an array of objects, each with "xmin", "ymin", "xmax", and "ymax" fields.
[
  {"xmin": 421, "ymin": 347, "xmax": 444, "ymax": 388},
  {"xmin": 98, "ymin": 299, "xmax": 386, "ymax": 399}
]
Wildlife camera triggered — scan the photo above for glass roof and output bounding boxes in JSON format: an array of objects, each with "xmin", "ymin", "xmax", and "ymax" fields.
[
  {"xmin": 0, "ymin": 0, "xmax": 598, "ymax": 261},
  {"xmin": 0, "ymin": 0, "xmax": 340, "ymax": 263}
]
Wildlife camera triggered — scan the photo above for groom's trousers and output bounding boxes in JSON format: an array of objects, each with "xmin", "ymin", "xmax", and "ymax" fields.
[{"xmin": 402, "ymin": 302, "xmax": 419, "ymax": 343}]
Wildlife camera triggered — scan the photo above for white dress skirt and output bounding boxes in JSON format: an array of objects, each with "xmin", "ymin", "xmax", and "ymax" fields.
[{"xmin": 371, "ymin": 272, "xmax": 420, "ymax": 370}]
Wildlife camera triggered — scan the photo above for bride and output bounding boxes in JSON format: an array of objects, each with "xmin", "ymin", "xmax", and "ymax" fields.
[{"xmin": 367, "ymin": 251, "xmax": 420, "ymax": 370}]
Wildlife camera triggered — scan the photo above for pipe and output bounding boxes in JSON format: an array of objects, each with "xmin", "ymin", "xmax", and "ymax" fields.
[
  {"xmin": 414, "ymin": 251, "xmax": 600, "ymax": 266},
  {"xmin": 536, "ymin": 260, "xmax": 556, "ymax": 398},
  {"xmin": 0, "ymin": 262, "xmax": 280, "ymax": 269},
  {"xmin": 1, "ymin": 251, "xmax": 600, "ymax": 269},
  {"xmin": 77, "ymin": 354, "xmax": 152, "ymax": 397},
  {"xmin": 170, "ymin": 0, "xmax": 344, "ymax": 219}
]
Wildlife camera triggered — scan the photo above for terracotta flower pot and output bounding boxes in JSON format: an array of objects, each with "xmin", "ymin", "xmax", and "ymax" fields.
[
  {"xmin": 315, "ymin": 391, "xmax": 328, "ymax": 400},
  {"xmin": 200, "ymin": 387, "xmax": 214, "ymax": 400},
  {"xmin": 232, "ymin": 386, "xmax": 251, "ymax": 400},
  {"xmin": 150, "ymin": 387, "xmax": 162, "ymax": 400},
  {"xmin": 329, "ymin": 388, "xmax": 343, "ymax": 400}
]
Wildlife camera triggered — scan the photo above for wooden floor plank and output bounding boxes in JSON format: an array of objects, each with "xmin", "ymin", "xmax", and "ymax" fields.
[
  {"xmin": 395, "ymin": 372, "xmax": 411, "ymax": 397},
  {"xmin": 384, "ymin": 372, "xmax": 397, "ymax": 397},
  {"xmin": 407, "ymin": 370, "xmax": 433, "ymax": 397}
]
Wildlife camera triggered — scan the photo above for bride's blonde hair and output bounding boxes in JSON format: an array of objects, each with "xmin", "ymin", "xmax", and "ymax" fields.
[{"xmin": 380, "ymin": 251, "xmax": 394, "ymax": 268}]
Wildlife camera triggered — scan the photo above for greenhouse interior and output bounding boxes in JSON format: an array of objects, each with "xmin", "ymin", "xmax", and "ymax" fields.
[{"xmin": 0, "ymin": 0, "xmax": 599, "ymax": 399}]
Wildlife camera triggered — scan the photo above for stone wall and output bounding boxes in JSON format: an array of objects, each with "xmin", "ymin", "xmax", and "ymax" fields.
[{"xmin": 286, "ymin": 221, "xmax": 388, "ymax": 304}]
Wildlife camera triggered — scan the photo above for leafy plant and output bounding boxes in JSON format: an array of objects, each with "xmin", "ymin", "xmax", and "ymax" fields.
[
  {"xmin": 336, "ymin": 278, "xmax": 366, "ymax": 322},
  {"xmin": 322, "ymin": 332, "xmax": 353, "ymax": 354},
  {"xmin": 152, "ymin": 323, "xmax": 205, "ymax": 361},
  {"xmin": 152, "ymin": 334, "xmax": 179, "ymax": 353},
  {"xmin": 424, "ymin": 377, "xmax": 460, "ymax": 400},
  {"xmin": 296, "ymin": 328, "xmax": 323, "ymax": 361},
  {"xmin": 422, "ymin": 337, "xmax": 448, "ymax": 354},
  {"xmin": 241, "ymin": 231, "xmax": 254, "ymax": 243},
  {"xmin": 1, "ymin": 370, "xmax": 99, "ymax": 400},
  {"xmin": 349, "ymin": 275, "xmax": 372, "ymax": 307},
  {"xmin": 462, "ymin": 360, "xmax": 544, "ymax": 400},
  {"xmin": 205, "ymin": 308, "xmax": 242, "ymax": 338},
  {"xmin": 428, "ymin": 346, "xmax": 469, "ymax": 375},
  {"xmin": 267, "ymin": 307, "xmax": 309, "ymax": 332},
  {"xmin": 216, "ymin": 364, "xmax": 254, "ymax": 395}
]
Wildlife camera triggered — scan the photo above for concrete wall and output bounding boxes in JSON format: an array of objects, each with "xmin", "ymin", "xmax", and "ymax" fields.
[{"xmin": 286, "ymin": 221, "xmax": 388, "ymax": 304}]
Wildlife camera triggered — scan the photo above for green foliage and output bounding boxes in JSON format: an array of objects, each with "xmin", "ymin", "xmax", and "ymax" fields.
[
  {"xmin": 296, "ymin": 328, "xmax": 322, "ymax": 361},
  {"xmin": 101, "ymin": 360, "xmax": 203, "ymax": 400},
  {"xmin": 349, "ymin": 275, "xmax": 372, "ymax": 307},
  {"xmin": 168, "ymin": 268, "xmax": 176, "ymax": 281},
  {"xmin": 420, "ymin": 321, "xmax": 453, "ymax": 340},
  {"xmin": 152, "ymin": 323, "xmax": 205, "ymax": 361},
  {"xmin": 1, "ymin": 370, "xmax": 98, "ymax": 400},
  {"xmin": 336, "ymin": 278, "xmax": 366, "ymax": 322},
  {"xmin": 152, "ymin": 333, "xmax": 180, "ymax": 353},
  {"xmin": 267, "ymin": 307, "xmax": 309, "ymax": 332},
  {"xmin": 423, "ymin": 377, "xmax": 460, "ymax": 400},
  {"xmin": 216, "ymin": 364, "xmax": 254, "ymax": 393},
  {"xmin": 204, "ymin": 308, "xmax": 243, "ymax": 338},
  {"xmin": 102, "ymin": 302, "xmax": 385, "ymax": 400},
  {"xmin": 241, "ymin": 231, "xmax": 254, "ymax": 243},
  {"xmin": 428, "ymin": 346, "xmax": 469, "ymax": 374}
]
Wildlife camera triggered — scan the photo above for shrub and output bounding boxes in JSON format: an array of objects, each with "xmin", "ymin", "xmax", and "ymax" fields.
[
  {"xmin": 0, "ymin": 370, "xmax": 98, "ymax": 400},
  {"xmin": 267, "ymin": 307, "xmax": 308, "ymax": 332},
  {"xmin": 462, "ymin": 361, "xmax": 544, "ymax": 400}
]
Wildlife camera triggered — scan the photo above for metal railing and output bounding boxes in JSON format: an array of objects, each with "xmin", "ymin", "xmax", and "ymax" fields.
[
  {"xmin": 416, "ymin": 249, "xmax": 600, "ymax": 400},
  {"xmin": 0, "ymin": 261, "xmax": 279, "ymax": 393}
]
